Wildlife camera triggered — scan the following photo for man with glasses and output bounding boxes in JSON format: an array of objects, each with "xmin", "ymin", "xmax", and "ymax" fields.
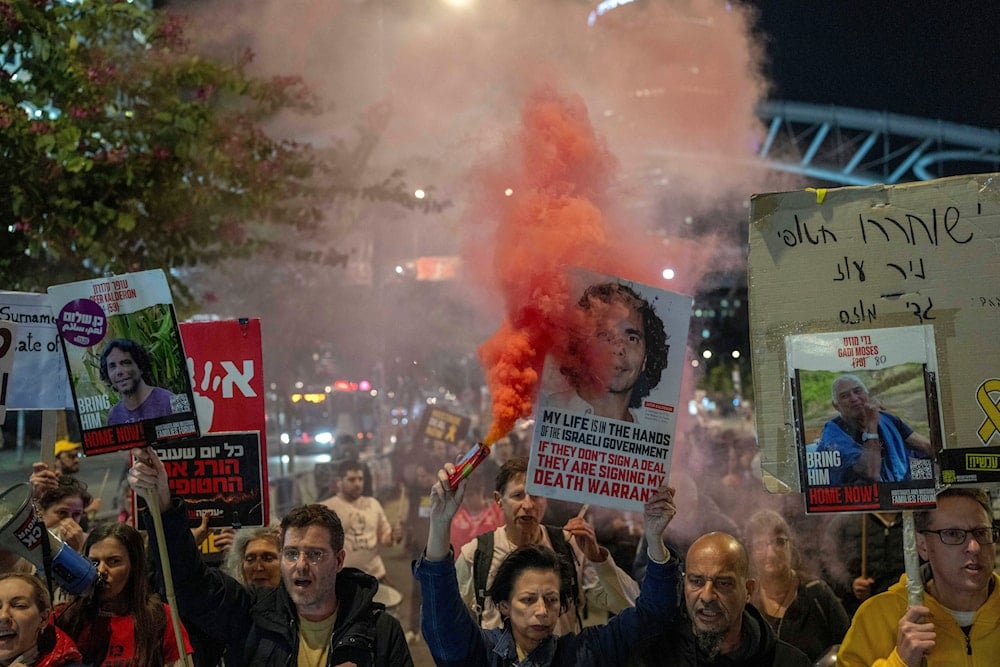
[
  {"xmin": 629, "ymin": 532, "xmax": 810, "ymax": 665},
  {"xmin": 838, "ymin": 487, "xmax": 1000, "ymax": 666},
  {"xmin": 127, "ymin": 446, "xmax": 413, "ymax": 666}
]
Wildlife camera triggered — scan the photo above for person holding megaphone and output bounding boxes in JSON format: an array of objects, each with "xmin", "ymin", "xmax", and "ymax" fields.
[{"xmin": 53, "ymin": 523, "xmax": 193, "ymax": 667}]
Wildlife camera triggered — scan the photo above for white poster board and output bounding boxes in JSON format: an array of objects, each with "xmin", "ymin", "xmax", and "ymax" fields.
[
  {"xmin": 528, "ymin": 270, "xmax": 692, "ymax": 511},
  {"xmin": 0, "ymin": 292, "xmax": 72, "ymax": 409},
  {"xmin": 48, "ymin": 269, "xmax": 199, "ymax": 455}
]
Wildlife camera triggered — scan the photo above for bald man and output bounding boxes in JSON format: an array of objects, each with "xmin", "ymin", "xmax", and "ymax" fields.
[{"xmin": 629, "ymin": 532, "xmax": 809, "ymax": 666}]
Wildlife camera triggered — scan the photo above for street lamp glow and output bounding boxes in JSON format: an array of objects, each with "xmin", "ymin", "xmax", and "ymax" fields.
[
  {"xmin": 414, "ymin": 189, "xmax": 426, "ymax": 199},
  {"xmin": 702, "ymin": 349, "xmax": 713, "ymax": 359},
  {"xmin": 395, "ymin": 265, "xmax": 404, "ymax": 275},
  {"xmin": 731, "ymin": 350, "xmax": 741, "ymax": 359},
  {"xmin": 661, "ymin": 268, "xmax": 675, "ymax": 280},
  {"xmin": 504, "ymin": 187, "xmax": 514, "ymax": 197}
]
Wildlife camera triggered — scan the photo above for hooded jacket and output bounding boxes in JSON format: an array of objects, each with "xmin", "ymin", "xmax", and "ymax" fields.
[
  {"xmin": 628, "ymin": 603, "xmax": 811, "ymax": 666},
  {"xmin": 143, "ymin": 499, "xmax": 412, "ymax": 667},
  {"xmin": 838, "ymin": 571, "xmax": 1000, "ymax": 666}
]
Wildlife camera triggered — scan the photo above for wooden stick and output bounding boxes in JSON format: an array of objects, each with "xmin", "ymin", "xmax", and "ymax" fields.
[
  {"xmin": 97, "ymin": 468, "xmax": 111, "ymax": 501},
  {"xmin": 860, "ymin": 514, "xmax": 868, "ymax": 579},
  {"xmin": 40, "ymin": 411, "xmax": 57, "ymax": 467},
  {"xmin": 146, "ymin": 483, "xmax": 192, "ymax": 667},
  {"xmin": 577, "ymin": 504, "xmax": 590, "ymax": 519}
]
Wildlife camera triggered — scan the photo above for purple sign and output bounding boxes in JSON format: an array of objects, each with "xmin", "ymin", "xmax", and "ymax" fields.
[{"xmin": 57, "ymin": 299, "xmax": 107, "ymax": 347}]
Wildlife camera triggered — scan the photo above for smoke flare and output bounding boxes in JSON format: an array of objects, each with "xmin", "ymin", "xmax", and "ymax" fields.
[{"xmin": 478, "ymin": 87, "xmax": 620, "ymax": 444}]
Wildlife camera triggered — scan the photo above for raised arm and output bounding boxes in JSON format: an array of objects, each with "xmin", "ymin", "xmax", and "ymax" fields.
[
  {"xmin": 413, "ymin": 463, "xmax": 491, "ymax": 666},
  {"xmin": 127, "ymin": 447, "xmax": 255, "ymax": 650},
  {"xmin": 425, "ymin": 463, "xmax": 465, "ymax": 561}
]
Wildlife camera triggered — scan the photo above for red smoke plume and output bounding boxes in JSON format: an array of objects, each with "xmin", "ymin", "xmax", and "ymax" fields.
[{"xmin": 478, "ymin": 87, "xmax": 621, "ymax": 445}]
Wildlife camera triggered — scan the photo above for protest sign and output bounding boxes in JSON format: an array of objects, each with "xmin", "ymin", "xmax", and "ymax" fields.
[
  {"xmin": 179, "ymin": 318, "xmax": 265, "ymax": 435},
  {"xmin": 157, "ymin": 432, "xmax": 267, "ymax": 528},
  {"xmin": 0, "ymin": 320, "xmax": 15, "ymax": 424},
  {"xmin": 528, "ymin": 271, "xmax": 692, "ymax": 511},
  {"xmin": 48, "ymin": 270, "xmax": 198, "ymax": 455},
  {"xmin": 0, "ymin": 292, "xmax": 72, "ymax": 409},
  {"xmin": 749, "ymin": 172, "xmax": 1000, "ymax": 492},
  {"xmin": 175, "ymin": 318, "xmax": 269, "ymax": 538},
  {"xmin": 788, "ymin": 325, "xmax": 940, "ymax": 512},
  {"xmin": 416, "ymin": 406, "xmax": 471, "ymax": 450},
  {"xmin": 129, "ymin": 319, "xmax": 271, "ymax": 550}
]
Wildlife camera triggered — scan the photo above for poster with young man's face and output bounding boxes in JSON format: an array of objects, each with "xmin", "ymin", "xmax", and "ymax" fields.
[
  {"xmin": 48, "ymin": 269, "xmax": 199, "ymax": 455},
  {"xmin": 528, "ymin": 269, "xmax": 693, "ymax": 512}
]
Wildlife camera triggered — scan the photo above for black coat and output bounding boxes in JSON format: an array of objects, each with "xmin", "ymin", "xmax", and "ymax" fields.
[
  {"xmin": 144, "ymin": 499, "xmax": 412, "ymax": 667},
  {"xmin": 628, "ymin": 604, "xmax": 811, "ymax": 666}
]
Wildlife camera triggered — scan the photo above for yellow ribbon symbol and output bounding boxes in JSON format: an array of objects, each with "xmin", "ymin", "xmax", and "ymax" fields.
[{"xmin": 977, "ymin": 379, "xmax": 1000, "ymax": 443}]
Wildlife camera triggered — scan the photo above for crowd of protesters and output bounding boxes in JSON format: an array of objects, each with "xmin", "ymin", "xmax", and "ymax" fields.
[{"xmin": 0, "ymin": 410, "xmax": 995, "ymax": 666}]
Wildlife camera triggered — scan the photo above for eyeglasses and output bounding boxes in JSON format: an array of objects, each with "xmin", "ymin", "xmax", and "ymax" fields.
[
  {"xmin": 683, "ymin": 573, "xmax": 739, "ymax": 593},
  {"xmin": 244, "ymin": 553, "xmax": 279, "ymax": 565},
  {"xmin": 751, "ymin": 536, "xmax": 790, "ymax": 551},
  {"xmin": 281, "ymin": 548, "xmax": 328, "ymax": 564},
  {"xmin": 920, "ymin": 527, "xmax": 999, "ymax": 546}
]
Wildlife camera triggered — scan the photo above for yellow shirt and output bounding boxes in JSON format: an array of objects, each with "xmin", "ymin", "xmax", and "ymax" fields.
[{"xmin": 297, "ymin": 610, "xmax": 338, "ymax": 667}]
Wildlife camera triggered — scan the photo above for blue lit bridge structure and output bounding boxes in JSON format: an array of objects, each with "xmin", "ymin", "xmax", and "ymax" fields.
[{"xmin": 755, "ymin": 100, "xmax": 1000, "ymax": 187}]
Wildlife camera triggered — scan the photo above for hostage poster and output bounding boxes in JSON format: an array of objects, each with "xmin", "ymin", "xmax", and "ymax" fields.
[
  {"xmin": 787, "ymin": 325, "xmax": 942, "ymax": 513},
  {"xmin": 48, "ymin": 269, "xmax": 199, "ymax": 455},
  {"xmin": 749, "ymin": 173, "xmax": 1000, "ymax": 492},
  {"xmin": 528, "ymin": 270, "xmax": 692, "ymax": 512}
]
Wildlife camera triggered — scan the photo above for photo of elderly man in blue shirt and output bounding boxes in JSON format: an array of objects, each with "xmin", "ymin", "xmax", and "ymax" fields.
[{"xmin": 817, "ymin": 374, "xmax": 934, "ymax": 484}]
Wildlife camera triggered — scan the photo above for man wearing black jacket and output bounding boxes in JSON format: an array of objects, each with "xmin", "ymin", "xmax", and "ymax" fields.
[
  {"xmin": 629, "ymin": 532, "xmax": 810, "ymax": 666},
  {"xmin": 128, "ymin": 446, "xmax": 412, "ymax": 667}
]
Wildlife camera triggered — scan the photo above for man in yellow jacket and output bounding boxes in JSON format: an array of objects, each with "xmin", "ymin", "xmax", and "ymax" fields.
[{"xmin": 838, "ymin": 487, "xmax": 1000, "ymax": 666}]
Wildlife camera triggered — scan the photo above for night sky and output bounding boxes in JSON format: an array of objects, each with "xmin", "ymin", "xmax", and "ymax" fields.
[{"xmin": 748, "ymin": 1, "xmax": 1000, "ymax": 129}]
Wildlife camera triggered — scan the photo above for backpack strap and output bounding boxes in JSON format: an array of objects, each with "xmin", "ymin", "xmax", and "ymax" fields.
[{"xmin": 472, "ymin": 531, "xmax": 494, "ymax": 624}]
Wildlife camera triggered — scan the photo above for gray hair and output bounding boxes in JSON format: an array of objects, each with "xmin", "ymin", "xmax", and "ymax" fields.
[
  {"xmin": 222, "ymin": 526, "xmax": 281, "ymax": 584},
  {"xmin": 831, "ymin": 374, "xmax": 868, "ymax": 403}
]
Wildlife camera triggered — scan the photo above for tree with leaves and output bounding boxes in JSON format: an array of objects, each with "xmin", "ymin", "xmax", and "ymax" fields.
[{"xmin": 1, "ymin": 0, "xmax": 440, "ymax": 307}]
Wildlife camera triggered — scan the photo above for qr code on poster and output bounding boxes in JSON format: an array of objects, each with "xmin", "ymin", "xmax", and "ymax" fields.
[{"xmin": 910, "ymin": 458, "xmax": 933, "ymax": 480}]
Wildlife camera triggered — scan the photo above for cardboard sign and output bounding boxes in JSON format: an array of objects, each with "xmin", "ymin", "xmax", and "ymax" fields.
[
  {"xmin": 787, "ymin": 325, "xmax": 940, "ymax": 513},
  {"xmin": 48, "ymin": 270, "xmax": 199, "ymax": 454},
  {"xmin": 749, "ymin": 173, "xmax": 1000, "ymax": 492},
  {"xmin": 528, "ymin": 270, "xmax": 692, "ymax": 511},
  {"xmin": 0, "ymin": 292, "xmax": 72, "ymax": 410}
]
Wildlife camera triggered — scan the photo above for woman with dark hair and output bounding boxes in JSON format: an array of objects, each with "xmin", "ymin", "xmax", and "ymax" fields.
[
  {"xmin": 54, "ymin": 523, "xmax": 192, "ymax": 666},
  {"xmin": 413, "ymin": 461, "xmax": 680, "ymax": 666},
  {"xmin": 37, "ymin": 477, "xmax": 91, "ymax": 553},
  {"xmin": 746, "ymin": 509, "xmax": 849, "ymax": 663},
  {"xmin": 0, "ymin": 573, "xmax": 83, "ymax": 667}
]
